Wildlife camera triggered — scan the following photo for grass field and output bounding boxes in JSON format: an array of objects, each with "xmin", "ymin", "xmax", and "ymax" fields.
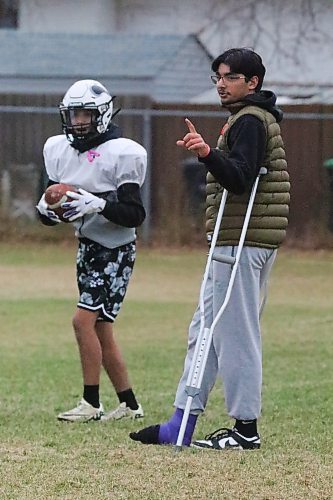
[{"xmin": 0, "ymin": 242, "xmax": 332, "ymax": 499}]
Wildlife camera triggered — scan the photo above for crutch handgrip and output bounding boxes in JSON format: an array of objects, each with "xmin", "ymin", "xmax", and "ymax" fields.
[{"xmin": 212, "ymin": 253, "xmax": 236, "ymax": 265}]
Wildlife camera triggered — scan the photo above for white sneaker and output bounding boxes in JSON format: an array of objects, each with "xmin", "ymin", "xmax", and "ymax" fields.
[
  {"xmin": 101, "ymin": 402, "xmax": 144, "ymax": 421},
  {"xmin": 57, "ymin": 398, "xmax": 104, "ymax": 422}
]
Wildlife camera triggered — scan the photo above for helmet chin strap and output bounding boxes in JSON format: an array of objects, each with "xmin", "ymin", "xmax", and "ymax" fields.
[
  {"xmin": 71, "ymin": 126, "xmax": 96, "ymax": 141},
  {"xmin": 111, "ymin": 107, "xmax": 121, "ymax": 120}
]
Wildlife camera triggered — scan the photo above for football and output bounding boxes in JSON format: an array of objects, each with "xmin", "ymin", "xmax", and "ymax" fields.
[{"xmin": 44, "ymin": 183, "xmax": 77, "ymax": 222}]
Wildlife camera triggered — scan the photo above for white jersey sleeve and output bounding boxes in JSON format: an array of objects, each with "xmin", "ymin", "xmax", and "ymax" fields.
[
  {"xmin": 43, "ymin": 135, "xmax": 67, "ymax": 183},
  {"xmin": 115, "ymin": 140, "xmax": 147, "ymax": 188}
]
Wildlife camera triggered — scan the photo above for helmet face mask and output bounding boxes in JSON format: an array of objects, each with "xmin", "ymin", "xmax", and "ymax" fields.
[
  {"xmin": 60, "ymin": 108, "xmax": 99, "ymax": 140},
  {"xmin": 59, "ymin": 80, "xmax": 113, "ymax": 144}
]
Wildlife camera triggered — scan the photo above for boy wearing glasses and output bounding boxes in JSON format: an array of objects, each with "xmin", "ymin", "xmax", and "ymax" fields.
[{"xmin": 130, "ymin": 48, "xmax": 290, "ymax": 450}]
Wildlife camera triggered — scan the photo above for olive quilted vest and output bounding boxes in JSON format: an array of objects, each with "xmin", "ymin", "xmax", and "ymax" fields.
[{"xmin": 206, "ymin": 106, "xmax": 290, "ymax": 248}]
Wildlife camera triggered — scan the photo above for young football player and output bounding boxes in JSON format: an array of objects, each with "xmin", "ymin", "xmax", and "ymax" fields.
[{"xmin": 37, "ymin": 80, "xmax": 147, "ymax": 423}]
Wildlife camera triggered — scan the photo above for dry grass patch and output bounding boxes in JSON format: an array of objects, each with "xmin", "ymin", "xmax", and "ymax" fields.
[{"xmin": 0, "ymin": 244, "xmax": 333, "ymax": 499}]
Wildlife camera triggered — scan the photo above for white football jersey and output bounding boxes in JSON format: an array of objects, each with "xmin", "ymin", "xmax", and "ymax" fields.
[{"xmin": 43, "ymin": 134, "xmax": 147, "ymax": 248}]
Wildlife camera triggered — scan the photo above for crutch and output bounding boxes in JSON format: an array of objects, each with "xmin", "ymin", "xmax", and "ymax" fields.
[{"xmin": 174, "ymin": 167, "xmax": 267, "ymax": 452}]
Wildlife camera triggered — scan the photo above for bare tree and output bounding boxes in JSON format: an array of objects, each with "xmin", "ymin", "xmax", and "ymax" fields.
[{"xmin": 198, "ymin": 0, "xmax": 333, "ymax": 69}]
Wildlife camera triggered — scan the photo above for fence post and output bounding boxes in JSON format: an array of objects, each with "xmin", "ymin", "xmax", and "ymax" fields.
[
  {"xmin": 141, "ymin": 110, "xmax": 152, "ymax": 244},
  {"xmin": 1, "ymin": 169, "xmax": 11, "ymax": 217}
]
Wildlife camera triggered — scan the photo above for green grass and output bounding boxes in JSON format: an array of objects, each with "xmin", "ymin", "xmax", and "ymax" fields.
[{"xmin": 0, "ymin": 243, "xmax": 333, "ymax": 499}]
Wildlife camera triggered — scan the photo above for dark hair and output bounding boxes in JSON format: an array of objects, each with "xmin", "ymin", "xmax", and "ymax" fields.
[{"xmin": 212, "ymin": 48, "xmax": 266, "ymax": 92}]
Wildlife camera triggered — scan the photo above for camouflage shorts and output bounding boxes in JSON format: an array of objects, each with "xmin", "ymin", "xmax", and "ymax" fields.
[{"xmin": 76, "ymin": 239, "xmax": 136, "ymax": 322}]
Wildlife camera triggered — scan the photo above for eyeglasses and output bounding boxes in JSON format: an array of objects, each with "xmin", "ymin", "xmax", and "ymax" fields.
[{"xmin": 210, "ymin": 73, "xmax": 247, "ymax": 84}]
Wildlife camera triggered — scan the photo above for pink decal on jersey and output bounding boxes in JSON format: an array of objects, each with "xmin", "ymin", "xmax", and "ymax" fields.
[{"xmin": 87, "ymin": 150, "xmax": 101, "ymax": 163}]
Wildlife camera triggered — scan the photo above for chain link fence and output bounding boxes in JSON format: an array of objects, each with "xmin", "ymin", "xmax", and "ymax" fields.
[{"xmin": 1, "ymin": 101, "xmax": 333, "ymax": 247}]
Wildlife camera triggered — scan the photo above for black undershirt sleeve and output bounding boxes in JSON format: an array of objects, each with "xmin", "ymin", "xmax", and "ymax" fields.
[
  {"xmin": 198, "ymin": 115, "xmax": 266, "ymax": 195},
  {"xmin": 100, "ymin": 182, "xmax": 146, "ymax": 228}
]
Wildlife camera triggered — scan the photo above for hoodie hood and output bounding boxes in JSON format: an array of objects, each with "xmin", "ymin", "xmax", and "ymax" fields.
[{"xmin": 242, "ymin": 90, "xmax": 283, "ymax": 123}]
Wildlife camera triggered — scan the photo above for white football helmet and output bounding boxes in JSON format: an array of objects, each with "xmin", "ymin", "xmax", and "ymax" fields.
[{"xmin": 59, "ymin": 79, "xmax": 113, "ymax": 143}]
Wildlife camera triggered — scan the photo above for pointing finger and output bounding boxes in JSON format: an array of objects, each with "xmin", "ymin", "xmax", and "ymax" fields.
[{"xmin": 185, "ymin": 118, "xmax": 197, "ymax": 134}]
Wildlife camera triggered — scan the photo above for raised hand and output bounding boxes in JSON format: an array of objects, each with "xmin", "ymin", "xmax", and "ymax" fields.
[{"xmin": 176, "ymin": 118, "xmax": 210, "ymax": 158}]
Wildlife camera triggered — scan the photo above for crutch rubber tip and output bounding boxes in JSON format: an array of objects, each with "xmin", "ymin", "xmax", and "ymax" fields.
[{"xmin": 173, "ymin": 445, "xmax": 183, "ymax": 453}]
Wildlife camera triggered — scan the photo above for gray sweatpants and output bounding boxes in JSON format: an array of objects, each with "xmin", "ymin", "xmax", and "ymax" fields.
[{"xmin": 174, "ymin": 245, "xmax": 277, "ymax": 420}]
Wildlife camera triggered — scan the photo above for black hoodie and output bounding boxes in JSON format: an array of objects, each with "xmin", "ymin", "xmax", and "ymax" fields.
[{"xmin": 199, "ymin": 90, "xmax": 283, "ymax": 195}]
